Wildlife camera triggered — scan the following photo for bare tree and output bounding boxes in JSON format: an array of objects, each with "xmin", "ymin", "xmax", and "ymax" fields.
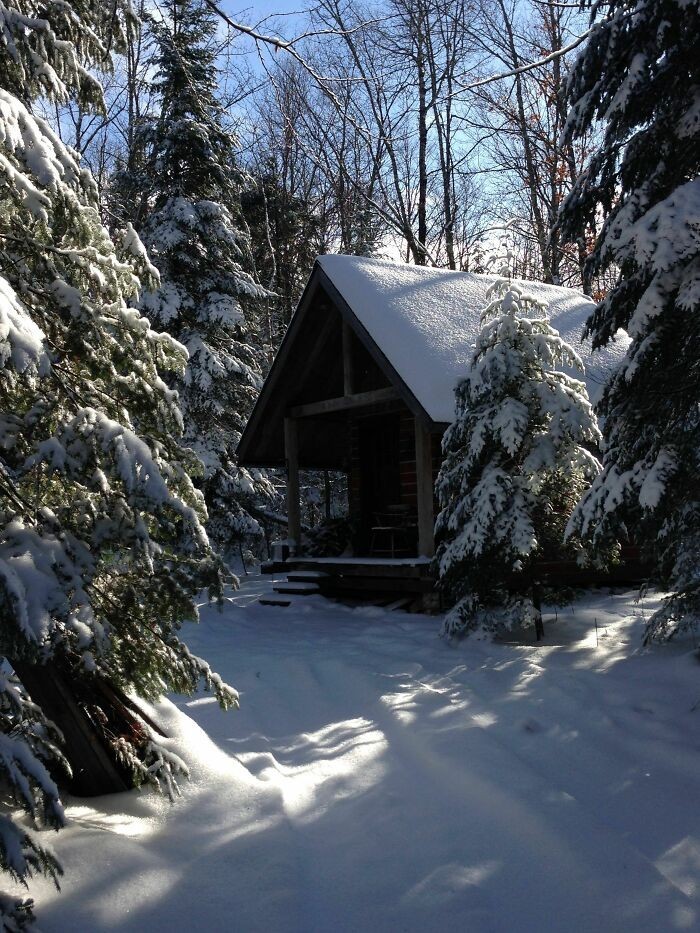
[
  {"xmin": 48, "ymin": 0, "xmax": 600, "ymax": 288},
  {"xmin": 469, "ymin": 0, "xmax": 594, "ymax": 285},
  {"xmin": 245, "ymin": 64, "xmax": 326, "ymax": 328},
  {"xmin": 302, "ymin": 0, "xmax": 486, "ymax": 267}
]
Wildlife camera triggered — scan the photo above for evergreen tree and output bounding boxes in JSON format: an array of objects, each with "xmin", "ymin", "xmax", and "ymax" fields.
[
  {"xmin": 131, "ymin": 0, "xmax": 273, "ymax": 554},
  {"xmin": 557, "ymin": 0, "xmax": 700, "ymax": 641},
  {"xmin": 435, "ymin": 277, "xmax": 601, "ymax": 637},
  {"xmin": 242, "ymin": 164, "xmax": 321, "ymax": 331},
  {"xmin": 0, "ymin": 1, "xmax": 236, "ymax": 923}
]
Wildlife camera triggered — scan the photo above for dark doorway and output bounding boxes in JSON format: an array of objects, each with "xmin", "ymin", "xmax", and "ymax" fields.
[{"xmin": 357, "ymin": 413, "xmax": 401, "ymax": 553}]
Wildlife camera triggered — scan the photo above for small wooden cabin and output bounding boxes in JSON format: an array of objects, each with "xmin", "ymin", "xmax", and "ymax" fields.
[{"xmin": 238, "ymin": 256, "xmax": 624, "ymax": 575}]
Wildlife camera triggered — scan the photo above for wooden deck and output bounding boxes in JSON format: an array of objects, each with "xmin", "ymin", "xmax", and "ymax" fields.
[
  {"xmin": 260, "ymin": 548, "xmax": 651, "ymax": 612},
  {"xmin": 262, "ymin": 556, "xmax": 437, "ymax": 607}
]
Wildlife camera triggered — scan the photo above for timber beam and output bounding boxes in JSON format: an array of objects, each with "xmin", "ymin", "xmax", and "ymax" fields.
[{"xmin": 289, "ymin": 386, "xmax": 400, "ymax": 419}]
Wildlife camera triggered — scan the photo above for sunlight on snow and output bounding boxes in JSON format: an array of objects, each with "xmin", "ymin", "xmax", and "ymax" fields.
[
  {"xmin": 672, "ymin": 906, "xmax": 697, "ymax": 930},
  {"xmin": 379, "ymin": 687, "xmax": 422, "ymax": 724},
  {"xmin": 379, "ymin": 675, "xmax": 498, "ymax": 729},
  {"xmin": 401, "ymin": 861, "xmax": 502, "ymax": 908},
  {"xmin": 185, "ymin": 696, "xmax": 218, "ymax": 707},
  {"xmin": 234, "ymin": 717, "xmax": 388, "ymax": 819},
  {"xmin": 67, "ymin": 805, "xmax": 154, "ymax": 839},
  {"xmin": 470, "ymin": 712, "xmax": 498, "ymax": 728},
  {"xmin": 656, "ymin": 837, "xmax": 700, "ymax": 899}
]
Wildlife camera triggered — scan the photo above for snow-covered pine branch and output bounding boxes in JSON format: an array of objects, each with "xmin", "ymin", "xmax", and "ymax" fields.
[
  {"xmin": 0, "ymin": 664, "xmax": 68, "ymax": 928},
  {"xmin": 556, "ymin": 0, "xmax": 700, "ymax": 642},
  {"xmin": 115, "ymin": 0, "xmax": 275, "ymax": 556},
  {"xmin": 436, "ymin": 276, "xmax": 601, "ymax": 638},
  {"xmin": 0, "ymin": 0, "xmax": 239, "ymax": 923}
]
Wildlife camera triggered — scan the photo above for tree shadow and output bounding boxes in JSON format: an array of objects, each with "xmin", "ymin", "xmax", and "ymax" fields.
[{"xmin": 22, "ymin": 588, "xmax": 700, "ymax": 932}]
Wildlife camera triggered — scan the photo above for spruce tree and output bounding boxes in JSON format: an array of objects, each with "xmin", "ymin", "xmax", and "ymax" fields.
[
  {"xmin": 0, "ymin": 1, "xmax": 236, "ymax": 923},
  {"xmin": 131, "ymin": 0, "xmax": 273, "ymax": 554},
  {"xmin": 557, "ymin": 0, "xmax": 700, "ymax": 641},
  {"xmin": 435, "ymin": 278, "xmax": 601, "ymax": 637},
  {"xmin": 243, "ymin": 164, "xmax": 321, "ymax": 330}
]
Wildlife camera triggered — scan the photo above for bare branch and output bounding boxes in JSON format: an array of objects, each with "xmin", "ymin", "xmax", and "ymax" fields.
[{"xmin": 457, "ymin": 28, "xmax": 590, "ymax": 93}]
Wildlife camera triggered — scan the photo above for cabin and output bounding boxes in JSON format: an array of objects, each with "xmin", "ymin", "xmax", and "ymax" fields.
[{"xmin": 237, "ymin": 256, "xmax": 626, "ymax": 603}]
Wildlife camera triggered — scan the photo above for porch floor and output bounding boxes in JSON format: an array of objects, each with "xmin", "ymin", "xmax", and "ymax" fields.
[{"xmin": 261, "ymin": 555, "xmax": 437, "ymax": 607}]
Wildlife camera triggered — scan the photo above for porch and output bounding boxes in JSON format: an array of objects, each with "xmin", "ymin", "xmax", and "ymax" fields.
[
  {"xmin": 260, "ymin": 555, "xmax": 437, "ymax": 609},
  {"xmin": 283, "ymin": 402, "xmax": 440, "ymax": 561}
]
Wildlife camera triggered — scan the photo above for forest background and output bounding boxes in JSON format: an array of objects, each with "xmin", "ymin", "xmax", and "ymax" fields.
[{"xmin": 55, "ymin": 0, "xmax": 601, "ymax": 334}]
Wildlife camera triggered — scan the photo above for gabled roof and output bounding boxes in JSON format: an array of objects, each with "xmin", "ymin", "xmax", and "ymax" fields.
[
  {"xmin": 238, "ymin": 256, "xmax": 629, "ymax": 467},
  {"xmin": 316, "ymin": 255, "xmax": 628, "ymax": 422}
]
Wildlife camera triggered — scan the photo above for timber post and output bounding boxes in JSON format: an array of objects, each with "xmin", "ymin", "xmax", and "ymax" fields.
[
  {"xmin": 284, "ymin": 416, "xmax": 301, "ymax": 554},
  {"xmin": 342, "ymin": 319, "xmax": 354, "ymax": 396},
  {"xmin": 414, "ymin": 416, "xmax": 435, "ymax": 558}
]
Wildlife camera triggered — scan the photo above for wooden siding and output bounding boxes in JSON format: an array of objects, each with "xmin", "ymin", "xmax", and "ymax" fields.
[{"xmin": 399, "ymin": 410, "xmax": 417, "ymax": 509}]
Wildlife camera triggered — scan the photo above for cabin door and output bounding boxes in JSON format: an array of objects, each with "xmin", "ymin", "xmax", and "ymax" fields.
[{"xmin": 357, "ymin": 413, "xmax": 401, "ymax": 553}]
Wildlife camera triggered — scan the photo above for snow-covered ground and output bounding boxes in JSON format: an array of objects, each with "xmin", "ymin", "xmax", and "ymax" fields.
[{"xmin": 19, "ymin": 577, "xmax": 700, "ymax": 932}]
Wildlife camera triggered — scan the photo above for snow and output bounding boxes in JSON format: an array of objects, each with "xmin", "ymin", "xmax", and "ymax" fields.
[
  {"xmin": 610, "ymin": 177, "xmax": 700, "ymax": 341},
  {"xmin": 15, "ymin": 577, "xmax": 700, "ymax": 932},
  {"xmin": 0, "ymin": 519, "xmax": 95, "ymax": 645},
  {"xmin": 435, "ymin": 277, "xmax": 603, "ymax": 636},
  {"xmin": 0, "ymin": 89, "xmax": 84, "ymax": 219},
  {"xmin": 0, "ymin": 275, "xmax": 49, "ymax": 375},
  {"xmin": 317, "ymin": 255, "xmax": 629, "ymax": 420}
]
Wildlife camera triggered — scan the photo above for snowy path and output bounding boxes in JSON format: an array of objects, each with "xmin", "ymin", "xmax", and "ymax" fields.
[{"xmin": 22, "ymin": 577, "xmax": 700, "ymax": 931}]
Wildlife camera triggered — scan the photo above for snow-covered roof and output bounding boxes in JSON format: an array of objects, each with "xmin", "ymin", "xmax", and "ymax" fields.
[{"xmin": 317, "ymin": 255, "xmax": 628, "ymax": 423}]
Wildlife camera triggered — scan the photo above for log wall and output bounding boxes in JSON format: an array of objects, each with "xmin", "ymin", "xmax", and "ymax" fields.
[{"xmin": 347, "ymin": 406, "xmax": 444, "ymax": 552}]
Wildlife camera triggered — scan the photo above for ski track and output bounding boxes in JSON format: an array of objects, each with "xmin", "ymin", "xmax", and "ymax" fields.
[{"xmin": 19, "ymin": 577, "xmax": 700, "ymax": 932}]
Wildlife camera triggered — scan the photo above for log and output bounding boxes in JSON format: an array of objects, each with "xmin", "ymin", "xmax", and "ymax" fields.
[{"xmin": 11, "ymin": 660, "xmax": 131, "ymax": 797}]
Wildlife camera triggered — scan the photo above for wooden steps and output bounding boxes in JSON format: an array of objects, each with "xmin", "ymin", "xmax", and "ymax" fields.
[
  {"xmin": 273, "ymin": 582, "xmax": 321, "ymax": 596},
  {"xmin": 259, "ymin": 570, "xmax": 326, "ymax": 606},
  {"xmin": 286, "ymin": 571, "xmax": 330, "ymax": 583},
  {"xmin": 259, "ymin": 557, "xmax": 436, "ymax": 610}
]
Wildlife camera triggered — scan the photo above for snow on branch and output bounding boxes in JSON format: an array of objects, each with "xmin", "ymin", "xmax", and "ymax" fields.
[
  {"xmin": 0, "ymin": 277, "xmax": 49, "ymax": 376},
  {"xmin": 436, "ymin": 275, "xmax": 602, "ymax": 637}
]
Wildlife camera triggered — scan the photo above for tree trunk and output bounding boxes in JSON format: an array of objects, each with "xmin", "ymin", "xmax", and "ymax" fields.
[
  {"xmin": 497, "ymin": 0, "xmax": 553, "ymax": 282},
  {"xmin": 324, "ymin": 470, "xmax": 332, "ymax": 520},
  {"xmin": 531, "ymin": 583, "xmax": 545, "ymax": 642},
  {"xmin": 416, "ymin": 20, "xmax": 429, "ymax": 266}
]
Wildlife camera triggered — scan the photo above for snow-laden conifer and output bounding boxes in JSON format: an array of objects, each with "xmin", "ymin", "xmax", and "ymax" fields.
[
  {"xmin": 131, "ymin": 0, "xmax": 273, "ymax": 552},
  {"xmin": 556, "ymin": 0, "xmax": 700, "ymax": 641},
  {"xmin": 0, "ymin": 1, "xmax": 237, "ymax": 923},
  {"xmin": 436, "ymin": 277, "xmax": 601, "ymax": 637}
]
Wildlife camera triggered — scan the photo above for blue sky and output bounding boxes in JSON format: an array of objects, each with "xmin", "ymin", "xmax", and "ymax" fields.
[{"xmin": 225, "ymin": 1, "xmax": 307, "ymax": 35}]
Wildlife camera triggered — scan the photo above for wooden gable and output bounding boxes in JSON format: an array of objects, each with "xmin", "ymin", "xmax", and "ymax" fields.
[{"xmin": 237, "ymin": 262, "xmax": 443, "ymax": 471}]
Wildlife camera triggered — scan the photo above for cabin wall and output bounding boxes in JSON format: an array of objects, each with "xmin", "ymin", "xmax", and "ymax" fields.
[
  {"xmin": 349, "ymin": 418, "xmax": 361, "ymax": 522},
  {"xmin": 399, "ymin": 410, "xmax": 418, "ymax": 511},
  {"xmin": 397, "ymin": 411, "xmax": 443, "ymax": 509},
  {"xmin": 347, "ymin": 407, "xmax": 443, "ymax": 554}
]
